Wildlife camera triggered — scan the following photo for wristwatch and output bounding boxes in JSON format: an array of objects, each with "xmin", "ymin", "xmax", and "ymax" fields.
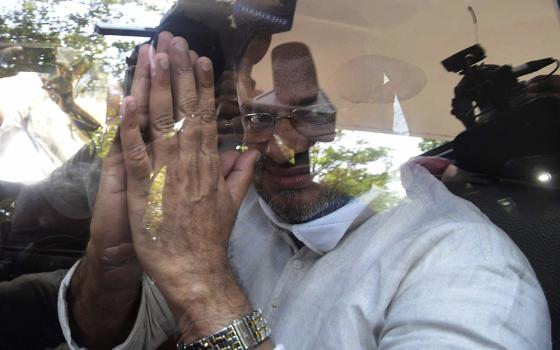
[{"xmin": 177, "ymin": 309, "xmax": 271, "ymax": 350}]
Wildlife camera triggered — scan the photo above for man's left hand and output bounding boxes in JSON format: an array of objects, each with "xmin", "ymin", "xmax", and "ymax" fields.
[{"xmin": 119, "ymin": 32, "xmax": 260, "ymax": 341}]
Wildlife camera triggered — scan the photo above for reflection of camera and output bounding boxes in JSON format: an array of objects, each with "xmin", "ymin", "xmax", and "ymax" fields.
[
  {"xmin": 442, "ymin": 44, "xmax": 560, "ymax": 186},
  {"xmin": 232, "ymin": 0, "xmax": 297, "ymax": 33},
  {"xmin": 440, "ymin": 48, "xmax": 560, "ymax": 348},
  {"xmin": 443, "ymin": 44, "xmax": 557, "ymax": 129},
  {"xmin": 110, "ymin": 0, "xmax": 297, "ymax": 95},
  {"xmin": 154, "ymin": 0, "xmax": 297, "ymax": 74}
]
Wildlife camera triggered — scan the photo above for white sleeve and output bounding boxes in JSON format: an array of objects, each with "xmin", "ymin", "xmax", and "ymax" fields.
[
  {"xmin": 378, "ymin": 222, "xmax": 551, "ymax": 350},
  {"xmin": 57, "ymin": 261, "xmax": 176, "ymax": 350}
]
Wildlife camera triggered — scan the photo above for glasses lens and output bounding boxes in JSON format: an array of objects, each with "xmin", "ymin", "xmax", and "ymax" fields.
[
  {"xmin": 241, "ymin": 113, "xmax": 275, "ymax": 143},
  {"xmin": 244, "ymin": 113, "xmax": 275, "ymax": 130},
  {"xmin": 217, "ymin": 117, "xmax": 245, "ymax": 147},
  {"xmin": 292, "ymin": 104, "xmax": 336, "ymax": 124},
  {"xmin": 291, "ymin": 104, "xmax": 336, "ymax": 140}
]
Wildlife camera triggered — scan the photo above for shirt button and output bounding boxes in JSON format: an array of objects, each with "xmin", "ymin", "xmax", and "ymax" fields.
[
  {"xmin": 291, "ymin": 259, "xmax": 303, "ymax": 270},
  {"xmin": 271, "ymin": 297, "xmax": 280, "ymax": 309}
]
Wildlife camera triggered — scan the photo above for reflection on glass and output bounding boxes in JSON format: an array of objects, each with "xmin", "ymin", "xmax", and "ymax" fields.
[
  {"xmin": 96, "ymin": 116, "xmax": 120, "ymax": 159},
  {"xmin": 0, "ymin": 1, "xmax": 555, "ymax": 349},
  {"xmin": 238, "ymin": 101, "xmax": 336, "ymax": 144},
  {"xmin": 144, "ymin": 166, "xmax": 167, "ymax": 244},
  {"xmin": 537, "ymin": 171, "xmax": 552, "ymax": 184}
]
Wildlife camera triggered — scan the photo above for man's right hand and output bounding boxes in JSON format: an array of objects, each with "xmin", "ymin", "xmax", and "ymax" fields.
[
  {"xmin": 68, "ymin": 141, "xmax": 143, "ymax": 349},
  {"xmin": 66, "ymin": 41, "xmax": 156, "ymax": 349},
  {"xmin": 65, "ymin": 32, "xmax": 231, "ymax": 349},
  {"xmin": 65, "ymin": 31, "xmax": 261, "ymax": 349}
]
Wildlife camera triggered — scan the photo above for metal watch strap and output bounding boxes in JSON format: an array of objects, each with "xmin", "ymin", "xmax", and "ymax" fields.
[{"xmin": 177, "ymin": 309, "xmax": 271, "ymax": 350}]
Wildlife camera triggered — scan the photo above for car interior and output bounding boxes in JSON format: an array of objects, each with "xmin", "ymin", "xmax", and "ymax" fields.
[{"xmin": 0, "ymin": 0, "xmax": 558, "ymax": 349}]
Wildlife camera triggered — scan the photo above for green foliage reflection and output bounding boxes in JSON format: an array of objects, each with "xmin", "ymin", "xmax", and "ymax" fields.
[{"xmin": 311, "ymin": 130, "xmax": 398, "ymax": 210}]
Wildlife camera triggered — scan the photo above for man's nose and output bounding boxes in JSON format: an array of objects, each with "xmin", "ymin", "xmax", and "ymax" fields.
[{"xmin": 264, "ymin": 118, "xmax": 310, "ymax": 164}]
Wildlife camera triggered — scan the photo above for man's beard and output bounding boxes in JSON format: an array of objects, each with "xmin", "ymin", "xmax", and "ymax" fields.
[{"xmin": 254, "ymin": 157, "xmax": 350, "ymax": 224}]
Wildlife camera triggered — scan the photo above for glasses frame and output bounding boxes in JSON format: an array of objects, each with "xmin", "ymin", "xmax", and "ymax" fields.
[{"xmin": 222, "ymin": 102, "xmax": 335, "ymax": 135}]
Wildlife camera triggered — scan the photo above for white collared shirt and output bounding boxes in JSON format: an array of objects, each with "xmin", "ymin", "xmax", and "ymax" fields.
[{"xmin": 58, "ymin": 161, "xmax": 551, "ymax": 349}]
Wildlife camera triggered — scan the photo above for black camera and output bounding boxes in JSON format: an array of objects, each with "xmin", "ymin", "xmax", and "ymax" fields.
[
  {"xmin": 98, "ymin": 0, "xmax": 297, "ymax": 90},
  {"xmin": 442, "ymin": 44, "xmax": 560, "ymax": 187}
]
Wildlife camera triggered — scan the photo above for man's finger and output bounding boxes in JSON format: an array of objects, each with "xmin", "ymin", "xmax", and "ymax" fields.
[
  {"xmin": 195, "ymin": 57, "xmax": 217, "ymax": 155},
  {"xmin": 90, "ymin": 140, "xmax": 131, "ymax": 252},
  {"xmin": 189, "ymin": 50, "xmax": 199, "ymax": 64},
  {"xmin": 220, "ymin": 150, "xmax": 241, "ymax": 178},
  {"xmin": 148, "ymin": 50, "xmax": 176, "ymax": 173},
  {"xmin": 130, "ymin": 44, "xmax": 151, "ymax": 132},
  {"xmin": 169, "ymin": 36, "xmax": 198, "ymax": 121},
  {"xmin": 149, "ymin": 51, "xmax": 174, "ymax": 139},
  {"xmin": 155, "ymin": 31, "xmax": 173, "ymax": 54},
  {"xmin": 410, "ymin": 156, "xmax": 452, "ymax": 177},
  {"xmin": 224, "ymin": 149, "xmax": 260, "ymax": 209},
  {"xmin": 168, "ymin": 37, "xmax": 204, "ymax": 167},
  {"xmin": 120, "ymin": 97, "xmax": 152, "ymax": 217}
]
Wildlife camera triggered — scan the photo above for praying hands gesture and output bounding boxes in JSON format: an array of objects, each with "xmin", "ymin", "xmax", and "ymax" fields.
[
  {"xmin": 120, "ymin": 32, "xmax": 261, "ymax": 342},
  {"xmin": 68, "ymin": 32, "xmax": 268, "ymax": 349}
]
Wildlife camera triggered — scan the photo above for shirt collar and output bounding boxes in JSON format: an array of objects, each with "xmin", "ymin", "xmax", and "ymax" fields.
[
  {"xmin": 258, "ymin": 188, "xmax": 381, "ymax": 255},
  {"xmin": 255, "ymin": 159, "xmax": 447, "ymax": 255}
]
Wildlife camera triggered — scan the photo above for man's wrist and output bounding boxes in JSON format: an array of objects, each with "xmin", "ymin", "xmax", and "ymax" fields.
[
  {"xmin": 70, "ymin": 252, "xmax": 141, "ymax": 304},
  {"xmin": 175, "ymin": 285, "xmax": 253, "ymax": 342},
  {"xmin": 153, "ymin": 253, "xmax": 236, "ymax": 308},
  {"xmin": 67, "ymin": 247, "xmax": 143, "ymax": 348},
  {"xmin": 160, "ymin": 265, "xmax": 253, "ymax": 344},
  {"xmin": 177, "ymin": 309, "xmax": 271, "ymax": 350}
]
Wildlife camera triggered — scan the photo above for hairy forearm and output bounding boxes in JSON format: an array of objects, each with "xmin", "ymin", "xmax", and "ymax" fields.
[
  {"xmin": 159, "ymin": 254, "xmax": 273, "ymax": 349},
  {"xmin": 176, "ymin": 278, "xmax": 275, "ymax": 350},
  {"xmin": 68, "ymin": 244, "xmax": 142, "ymax": 349}
]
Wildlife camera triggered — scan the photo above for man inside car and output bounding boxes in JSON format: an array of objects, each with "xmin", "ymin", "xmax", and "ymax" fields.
[{"xmin": 57, "ymin": 25, "xmax": 551, "ymax": 350}]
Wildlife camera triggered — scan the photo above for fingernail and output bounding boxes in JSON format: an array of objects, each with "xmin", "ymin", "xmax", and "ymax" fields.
[
  {"xmin": 175, "ymin": 39, "xmax": 187, "ymax": 53},
  {"xmin": 201, "ymin": 58, "xmax": 212, "ymax": 72},
  {"xmin": 159, "ymin": 57, "xmax": 169, "ymax": 70},
  {"xmin": 102, "ymin": 246, "xmax": 120, "ymax": 258},
  {"xmin": 122, "ymin": 99, "xmax": 137, "ymax": 126},
  {"xmin": 127, "ymin": 98, "xmax": 137, "ymax": 112}
]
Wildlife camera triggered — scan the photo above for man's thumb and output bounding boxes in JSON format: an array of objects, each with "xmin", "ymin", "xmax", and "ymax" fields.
[{"xmin": 225, "ymin": 149, "xmax": 260, "ymax": 209}]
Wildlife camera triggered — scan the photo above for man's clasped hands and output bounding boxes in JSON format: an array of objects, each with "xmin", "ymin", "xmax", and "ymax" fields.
[{"xmin": 70, "ymin": 31, "xmax": 261, "ymax": 348}]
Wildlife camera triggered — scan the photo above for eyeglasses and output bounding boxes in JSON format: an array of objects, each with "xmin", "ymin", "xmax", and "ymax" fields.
[{"xmin": 223, "ymin": 104, "xmax": 337, "ymax": 143}]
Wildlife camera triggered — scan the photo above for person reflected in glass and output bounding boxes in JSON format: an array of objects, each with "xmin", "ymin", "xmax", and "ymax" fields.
[{"xmin": 59, "ymin": 29, "xmax": 550, "ymax": 350}]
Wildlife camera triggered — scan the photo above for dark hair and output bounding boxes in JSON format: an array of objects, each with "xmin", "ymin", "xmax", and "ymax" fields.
[
  {"xmin": 123, "ymin": 0, "xmax": 297, "ymax": 95},
  {"xmin": 123, "ymin": 14, "xmax": 253, "ymax": 96},
  {"xmin": 154, "ymin": 16, "xmax": 227, "ymax": 81}
]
